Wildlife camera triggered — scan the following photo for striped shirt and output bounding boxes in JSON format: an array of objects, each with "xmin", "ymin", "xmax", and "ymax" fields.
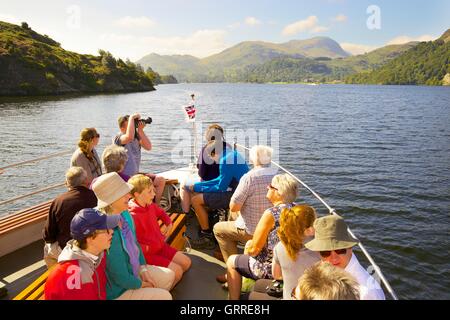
[{"xmin": 231, "ymin": 166, "xmax": 278, "ymax": 234}]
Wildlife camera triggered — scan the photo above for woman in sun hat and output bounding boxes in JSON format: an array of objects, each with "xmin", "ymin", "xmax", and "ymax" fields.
[{"xmin": 92, "ymin": 172, "xmax": 175, "ymax": 300}]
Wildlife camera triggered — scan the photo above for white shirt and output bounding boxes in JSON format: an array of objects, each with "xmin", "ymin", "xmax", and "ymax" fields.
[{"xmin": 345, "ymin": 253, "xmax": 386, "ymax": 300}]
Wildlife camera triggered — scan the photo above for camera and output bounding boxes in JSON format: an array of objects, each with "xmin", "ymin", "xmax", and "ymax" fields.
[{"xmin": 134, "ymin": 117, "xmax": 152, "ymax": 128}]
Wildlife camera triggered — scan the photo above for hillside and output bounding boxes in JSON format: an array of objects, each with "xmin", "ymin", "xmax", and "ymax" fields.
[
  {"xmin": 346, "ymin": 29, "xmax": 450, "ymax": 85},
  {"xmin": 0, "ymin": 21, "xmax": 155, "ymax": 96},
  {"xmin": 139, "ymin": 40, "xmax": 417, "ymax": 83},
  {"xmin": 235, "ymin": 42, "xmax": 419, "ymax": 83},
  {"xmin": 137, "ymin": 37, "xmax": 350, "ymax": 82}
]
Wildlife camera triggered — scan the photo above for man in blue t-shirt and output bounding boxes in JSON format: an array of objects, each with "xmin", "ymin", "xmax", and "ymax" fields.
[
  {"xmin": 185, "ymin": 141, "xmax": 249, "ymax": 249},
  {"xmin": 113, "ymin": 113, "xmax": 165, "ymax": 204}
]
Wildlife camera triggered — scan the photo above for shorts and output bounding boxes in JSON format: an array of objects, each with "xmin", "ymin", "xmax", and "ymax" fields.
[
  {"xmin": 234, "ymin": 254, "xmax": 259, "ymax": 280},
  {"xmin": 143, "ymin": 242, "xmax": 178, "ymax": 268},
  {"xmin": 203, "ymin": 191, "xmax": 233, "ymax": 210}
]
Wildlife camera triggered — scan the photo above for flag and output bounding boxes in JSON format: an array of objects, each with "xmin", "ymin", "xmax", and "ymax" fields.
[{"xmin": 183, "ymin": 103, "xmax": 196, "ymax": 122}]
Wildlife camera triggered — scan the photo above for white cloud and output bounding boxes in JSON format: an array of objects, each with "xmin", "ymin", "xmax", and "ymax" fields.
[
  {"xmin": 282, "ymin": 16, "xmax": 328, "ymax": 36},
  {"xmin": 0, "ymin": 13, "xmax": 20, "ymax": 25},
  {"xmin": 227, "ymin": 22, "xmax": 241, "ymax": 30},
  {"xmin": 312, "ymin": 26, "xmax": 329, "ymax": 33},
  {"xmin": 340, "ymin": 42, "xmax": 379, "ymax": 55},
  {"xmin": 99, "ymin": 29, "xmax": 228, "ymax": 60},
  {"xmin": 227, "ymin": 17, "xmax": 261, "ymax": 30},
  {"xmin": 245, "ymin": 17, "xmax": 261, "ymax": 26},
  {"xmin": 333, "ymin": 14, "xmax": 347, "ymax": 23},
  {"xmin": 386, "ymin": 34, "xmax": 436, "ymax": 45},
  {"xmin": 116, "ymin": 16, "xmax": 156, "ymax": 28}
]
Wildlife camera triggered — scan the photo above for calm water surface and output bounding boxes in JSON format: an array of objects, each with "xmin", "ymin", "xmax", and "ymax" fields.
[{"xmin": 0, "ymin": 83, "xmax": 449, "ymax": 299}]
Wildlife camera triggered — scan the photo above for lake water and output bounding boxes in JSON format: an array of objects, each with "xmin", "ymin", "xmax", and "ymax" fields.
[{"xmin": 0, "ymin": 83, "xmax": 449, "ymax": 299}]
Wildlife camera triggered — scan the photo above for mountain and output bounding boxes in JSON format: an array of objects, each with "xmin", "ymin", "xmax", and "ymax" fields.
[
  {"xmin": 439, "ymin": 29, "xmax": 450, "ymax": 43},
  {"xmin": 0, "ymin": 21, "xmax": 155, "ymax": 96},
  {"xmin": 281, "ymin": 37, "xmax": 349, "ymax": 58},
  {"xmin": 346, "ymin": 29, "xmax": 450, "ymax": 85},
  {"xmin": 329, "ymin": 42, "xmax": 419, "ymax": 73},
  {"xmin": 138, "ymin": 53, "xmax": 208, "ymax": 82},
  {"xmin": 137, "ymin": 37, "xmax": 350, "ymax": 82},
  {"xmin": 229, "ymin": 42, "xmax": 418, "ymax": 83}
]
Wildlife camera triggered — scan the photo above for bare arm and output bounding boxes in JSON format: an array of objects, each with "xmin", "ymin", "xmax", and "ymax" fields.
[
  {"xmin": 137, "ymin": 123, "xmax": 152, "ymax": 151},
  {"xmin": 272, "ymin": 261, "xmax": 283, "ymax": 280},
  {"xmin": 246, "ymin": 211, "xmax": 275, "ymax": 257},
  {"xmin": 229, "ymin": 200, "xmax": 242, "ymax": 213},
  {"xmin": 118, "ymin": 113, "xmax": 139, "ymax": 145}
]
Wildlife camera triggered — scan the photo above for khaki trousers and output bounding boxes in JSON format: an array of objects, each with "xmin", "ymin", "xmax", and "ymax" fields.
[
  {"xmin": 116, "ymin": 288, "xmax": 172, "ymax": 300},
  {"xmin": 213, "ymin": 221, "xmax": 253, "ymax": 263},
  {"xmin": 116, "ymin": 264, "xmax": 174, "ymax": 300}
]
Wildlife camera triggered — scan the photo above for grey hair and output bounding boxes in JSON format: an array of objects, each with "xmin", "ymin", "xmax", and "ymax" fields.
[
  {"xmin": 97, "ymin": 206, "xmax": 114, "ymax": 215},
  {"xmin": 271, "ymin": 173, "xmax": 299, "ymax": 203},
  {"xmin": 249, "ymin": 145, "xmax": 273, "ymax": 166},
  {"xmin": 102, "ymin": 144, "xmax": 128, "ymax": 173},
  {"xmin": 66, "ymin": 166, "xmax": 88, "ymax": 188}
]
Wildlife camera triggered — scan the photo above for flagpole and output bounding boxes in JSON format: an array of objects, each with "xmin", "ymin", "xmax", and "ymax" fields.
[{"xmin": 192, "ymin": 120, "xmax": 198, "ymax": 167}]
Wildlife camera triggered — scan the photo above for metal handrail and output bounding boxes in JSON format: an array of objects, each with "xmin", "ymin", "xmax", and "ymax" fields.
[
  {"xmin": 0, "ymin": 183, "xmax": 66, "ymax": 207},
  {"xmin": 0, "ymin": 150, "xmax": 73, "ymax": 206},
  {"xmin": 0, "ymin": 149, "xmax": 73, "ymax": 173},
  {"xmin": 234, "ymin": 142, "xmax": 399, "ymax": 300}
]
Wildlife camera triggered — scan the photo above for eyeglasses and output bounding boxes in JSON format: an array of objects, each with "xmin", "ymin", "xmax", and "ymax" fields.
[
  {"xmin": 268, "ymin": 184, "xmax": 278, "ymax": 191},
  {"xmin": 319, "ymin": 248, "xmax": 348, "ymax": 258},
  {"xmin": 95, "ymin": 134, "xmax": 100, "ymax": 138}
]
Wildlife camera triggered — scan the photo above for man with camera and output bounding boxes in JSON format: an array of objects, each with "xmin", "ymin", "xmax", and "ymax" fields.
[{"xmin": 114, "ymin": 113, "xmax": 165, "ymax": 204}]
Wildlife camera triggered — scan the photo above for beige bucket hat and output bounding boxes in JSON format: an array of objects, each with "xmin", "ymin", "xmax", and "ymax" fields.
[
  {"xmin": 92, "ymin": 172, "xmax": 133, "ymax": 209},
  {"xmin": 305, "ymin": 214, "xmax": 359, "ymax": 251}
]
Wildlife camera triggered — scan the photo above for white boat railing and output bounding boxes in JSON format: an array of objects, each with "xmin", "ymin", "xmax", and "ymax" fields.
[
  {"xmin": 234, "ymin": 142, "xmax": 399, "ymax": 300},
  {"xmin": 0, "ymin": 150, "xmax": 73, "ymax": 207}
]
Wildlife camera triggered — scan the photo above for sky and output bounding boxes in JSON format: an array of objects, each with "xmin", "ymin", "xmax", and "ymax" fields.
[{"xmin": 0, "ymin": 0, "xmax": 449, "ymax": 60}]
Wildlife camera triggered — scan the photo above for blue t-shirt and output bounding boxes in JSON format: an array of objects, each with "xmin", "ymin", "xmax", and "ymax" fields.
[{"xmin": 193, "ymin": 149, "xmax": 249, "ymax": 193}]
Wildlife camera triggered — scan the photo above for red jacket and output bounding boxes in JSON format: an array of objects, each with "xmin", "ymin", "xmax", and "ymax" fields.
[
  {"xmin": 44, "ymin": 246, "xmax": 107, "ymax": 300},
  {"xmin": 128, "ymin": 200, "xmax": 172, "ymax": 255}
]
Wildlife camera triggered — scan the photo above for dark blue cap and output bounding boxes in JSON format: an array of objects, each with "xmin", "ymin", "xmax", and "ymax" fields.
[{"xmin": 70, "ymin": 208, "xmax": 120, "ymax": 241}]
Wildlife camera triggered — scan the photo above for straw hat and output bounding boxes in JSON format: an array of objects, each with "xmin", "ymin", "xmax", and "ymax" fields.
[
  {"xmin": 304, "ymin": 215, "xmax": 359, "ymax": 251},
  {"xmin": 92, "ymin": 172, "xmax": 133, "ymax": 209}
]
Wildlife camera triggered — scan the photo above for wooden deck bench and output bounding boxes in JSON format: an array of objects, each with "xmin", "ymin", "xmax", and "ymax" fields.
[
  {"xmin": 0, "ymin": 200, "xmax": 53, "ymax": 257},
  {"xmin": 13, "ymin": 211, "xmax": 187, "ymax": 300}
]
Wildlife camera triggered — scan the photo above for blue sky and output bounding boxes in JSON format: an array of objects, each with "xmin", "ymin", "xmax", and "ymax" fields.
[{"xmin": 0, "ymin": 0, "xmax": 448, "ymax": 60}]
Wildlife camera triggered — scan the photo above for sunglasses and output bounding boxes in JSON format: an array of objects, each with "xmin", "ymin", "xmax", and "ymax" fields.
[
  {"xmin": 319, "ymin": 248, "xmax": 348, "ymax": 258},
  {"xmin": 95, "ymin": 133, "xmax": 100, "ymax": 138},
  {"xmin": 268, "ymin": 184, "xmax": 278, "ymax": 191}
]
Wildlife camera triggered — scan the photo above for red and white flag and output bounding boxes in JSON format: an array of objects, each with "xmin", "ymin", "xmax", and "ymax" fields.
[{"xmin": 183, "ymin": 104, "xmax": 196, "ymax": 122}]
